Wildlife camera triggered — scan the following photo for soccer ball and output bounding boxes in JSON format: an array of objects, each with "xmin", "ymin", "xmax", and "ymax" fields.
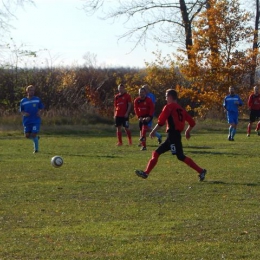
[{"xmin": 51, "ymin": 156, "xmax": 63, "ymax": 168}]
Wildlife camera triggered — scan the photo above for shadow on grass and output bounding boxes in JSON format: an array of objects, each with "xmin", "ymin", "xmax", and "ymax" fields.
[{"xmin": 207, "ymin": 180, "xmax": 260, "ymax": 186}]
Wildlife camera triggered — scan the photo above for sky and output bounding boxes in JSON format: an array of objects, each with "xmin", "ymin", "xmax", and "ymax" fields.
[{"xmin": 6, "ymin": 0, "xmax": 174, "ymax": 68}]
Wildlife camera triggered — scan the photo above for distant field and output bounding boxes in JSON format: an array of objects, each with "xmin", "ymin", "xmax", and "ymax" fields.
[{"xmin": 0, "ymin": 121, "xmax": 259, "ymax": 259}]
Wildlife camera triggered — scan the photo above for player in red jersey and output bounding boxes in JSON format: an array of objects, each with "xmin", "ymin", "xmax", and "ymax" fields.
[
  {"xmin": 114, "ymin": 83, "xmax": 132, "ymax": 146},
  {"xmin": 135, "ymin": 89, "xmax": 207, "ymax": 181},
  {"xmin": 134, "ymin": 87, "xmax": 155, "ymax": 150},
  {"xmin": 247, "ymin": 85, "xmax": 260, "ymax": 136}
]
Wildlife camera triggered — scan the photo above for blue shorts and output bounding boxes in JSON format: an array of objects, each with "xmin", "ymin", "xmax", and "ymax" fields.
[
  {"xmin": 227, "ymin": 111, "xmax": 238, "ymax": 124},
  {"xmin": 24, "ymin": 123, "xmax": 40, "ymax": 134}
]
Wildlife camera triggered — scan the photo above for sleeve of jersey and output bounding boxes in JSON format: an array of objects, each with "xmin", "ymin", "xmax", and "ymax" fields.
[
  {"xmin": 248, "ymin": 95, "xmax": 252, "ymax": 108},
  {"xmin": 149, "ymin": 99, "xmax": 155, "ymax": 117},
  {"xmin": 185, "ymin": 112, "xmax": 196, "ymax": 127},
  {"xmin": 157, "ymin": 106, "xmax": 169, "ymax": 126},
  {"xmin": 134, "ymin": 99, "xmax": 140, "ymax": 118}
]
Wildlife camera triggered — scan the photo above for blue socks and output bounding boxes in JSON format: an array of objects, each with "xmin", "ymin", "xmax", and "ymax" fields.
[
  {"xmin": 155, "ymin": 132, "xmax": 161, "ymax": 139},
  {"xmin": 229, "ymin": 126, "xmax": 236, "ymax": 138},
  {"xmin": 29, "ymin": 136, "xmax": 39, "ymax": 151}
]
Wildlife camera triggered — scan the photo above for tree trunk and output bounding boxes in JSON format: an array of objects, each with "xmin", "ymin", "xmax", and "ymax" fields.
[
  {"xmin": 179, "ymin": 0, "xmax": 193, "ymax": 60},
  {"xmin": 250, "ymin": 0, "xmax": 259, "ymax": 87}
]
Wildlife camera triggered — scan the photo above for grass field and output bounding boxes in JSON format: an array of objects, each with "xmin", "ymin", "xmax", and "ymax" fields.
[{"xmin": 0, "ymin": 121, "xmax": 259, "ymax": 259}]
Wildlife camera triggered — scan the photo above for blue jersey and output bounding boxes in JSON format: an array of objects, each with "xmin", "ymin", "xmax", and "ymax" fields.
[
  {"xmin": 20, "ymin": 96, "xmax": 44, "ymax": 125},
  {"xmin": 223, "ymin": 94, "xmax": 243, "ymax": 112},
  {"xmin": 147, "ymin": 92, "xmax": 156, "ymax": 104},
  {"xmin": 147, "ymin": 92, "xmax": 156, "ymax": 116}
]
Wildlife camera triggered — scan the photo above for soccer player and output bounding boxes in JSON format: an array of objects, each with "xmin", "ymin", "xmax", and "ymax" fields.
[
  {"xmin": 223, "ymin": 86, "xmax": 243, "ymax": 141},
  {"xmin": 134, "ymin": 87, "xmax": 155, "ymax": 150},
  {"xmin": 20, "ymin": 85, "xmax": 44, "ymax": 153},
  {"xmin": 114, "ymin": 83, "xmax": 132, "ymax": 146},
  {"xmin": 142, "ymin": 85, "xmax": 162, "ymax": 144},
  {"xmin": 135, "ymin": 89, "xmax": 207, "ymax": 181},
  {"xmin": 247, "ymin": 85, "xmax": 260, "ymax": 137}
]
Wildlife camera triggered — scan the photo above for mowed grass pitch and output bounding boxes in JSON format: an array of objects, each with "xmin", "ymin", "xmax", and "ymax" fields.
[{"xmin": 0, "ymin": 125, "xmax": 259, "ymax": 259}]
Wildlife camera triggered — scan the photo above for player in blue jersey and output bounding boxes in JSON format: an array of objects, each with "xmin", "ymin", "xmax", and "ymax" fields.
[
  {"xmin": 223, "ymin": 86, "xmax": 243, "ymax": 141},
  {"xmin": 142, "ymin": 85, "xmax": 162, "ymax": 144},
  {"xmin": 20, "ymin": 85, "xmax": 44, "ymax": 153}
]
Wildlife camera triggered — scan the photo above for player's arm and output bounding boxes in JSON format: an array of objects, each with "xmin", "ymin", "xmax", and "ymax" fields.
[
  {"xmin": 184, "ymin": 112, "xmax": 196, "ymax": 140},
  {"xmin": 149, "ymin": 106, "xmax": 168, "ymax": 137},
  {"xmin": 223, "ymin": 98, "xmax": 227, "ymax": 111},
  {"xmin": 125, "ymin": 101, "xmax": 132, "ymax": 118},
  {"xmin": 37, "ymin": 108, "xmax": 44, "ymax": 117},
  {"xmin": 134, "ymin": 99, "xmax": 140, "ymax": 118},
  {"xmin": 149, "ymin": 123, "xmax": 162, "ymax": 138},
  {"xmin": 114, "ymin": 98, "xmax": 117, "ymax": 118},
  {"xmin": 19, "ymin": 103, "xmax": 29, "ymax": 117},
  {"xmin": 247, "ymin": 95, "xmax": 252, "ymax": 109}
]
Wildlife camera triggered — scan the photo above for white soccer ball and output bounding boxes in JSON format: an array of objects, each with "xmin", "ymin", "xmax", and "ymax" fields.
[{"xmin": 51, "ymin": 156, "xmax": 63, "ymax": 168}]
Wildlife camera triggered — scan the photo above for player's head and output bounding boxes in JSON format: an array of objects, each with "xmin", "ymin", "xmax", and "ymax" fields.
[
  {"xmin": 229, "ymin": 86, "xmax": 235, "ymax": 95},
  {"xmin": 253, "ymin": 85, "xmax": 259, "ymax": 95},
  {"xmin": 165, "ymin": 89, "xmax": 178, "ymax": 103},
  {"xmin": 118, "ymin": 83, "xmax": 126, "ymax": 94},
  {"xmin": 26, "ymin": 85, "xmax": 35, "ymax": 98},
  {"xmin": 142, "ymin": 84, "xmax": 150, "ymax": 93},
  {"xmin": 139, "ymin": 87, "xmax": 146, "ymax": 99}
]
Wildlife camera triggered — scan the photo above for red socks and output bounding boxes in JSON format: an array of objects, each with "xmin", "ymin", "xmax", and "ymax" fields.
[
  {"xmin": 183, "ymin": 156, "xmax": 203, "ymax": 173},
  {"xmin": 145, "ymin": 151, "xmax": 159, "ymax": 174}
]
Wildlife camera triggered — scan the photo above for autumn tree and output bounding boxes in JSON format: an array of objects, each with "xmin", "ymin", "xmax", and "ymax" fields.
[{"xmin": 178, "ymin": 0, "xmax": 253, "ymax": 117}]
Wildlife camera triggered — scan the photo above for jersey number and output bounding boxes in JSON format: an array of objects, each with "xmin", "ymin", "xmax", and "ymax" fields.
[
  {"xmin": 176, "ymin": 109, "xmax": 183, "ymax": 121},
  {"xmin": 170, "ymin": 144, "xmax": 176, "ymax": 155}
]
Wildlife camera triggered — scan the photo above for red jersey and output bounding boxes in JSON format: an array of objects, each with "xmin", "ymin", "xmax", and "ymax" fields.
[
  {"xmin": 114, "ymin": 93, "xmax": 132, "ymax": 117},
  {"xmin": 158, "ymin": 102, "xmax": 195, "ymax": 132},
  {"xmin": 248, "ymin": 93, "xmax": 260, "ymax": 110},
  {"xmin": 134, "ymin": 96, "xmax": 154, "ymax": 118}
]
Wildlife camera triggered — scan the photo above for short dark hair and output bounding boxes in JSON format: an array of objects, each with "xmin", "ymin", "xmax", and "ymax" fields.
[{"xmin": 166, "ymin": 89, "xmax": 178, "ymax": 100}]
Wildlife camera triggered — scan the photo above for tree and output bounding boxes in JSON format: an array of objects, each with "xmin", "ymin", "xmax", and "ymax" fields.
[
  {"xmin": 82, "ymin": 0, "xmax": 206, "ymax": 61},
  {"xmin": 0, "ymin": 0, "xmax": 34, "ymax": 34},
  {"xmin": 177, "ymin": 0, "xmax": 253, "ymax": 117},
  {"xmin": 250, "ymin": 0, "xmax": 260, "ymax": 87}
]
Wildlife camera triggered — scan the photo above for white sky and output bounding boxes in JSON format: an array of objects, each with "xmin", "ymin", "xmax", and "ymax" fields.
[{"xmin": 6, "ymin": 0, "xmax": 175, "ymax": 68}]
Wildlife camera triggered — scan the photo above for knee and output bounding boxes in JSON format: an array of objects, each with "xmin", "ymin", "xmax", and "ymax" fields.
[{"xmin": 177, "ymin": 154, "xmax": 186, "ymax": 161}]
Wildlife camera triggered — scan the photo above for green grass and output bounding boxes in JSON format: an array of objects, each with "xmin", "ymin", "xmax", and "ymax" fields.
[{"xmin": 0, "ymin": 122, "xmax": 259, "ymax": 259}]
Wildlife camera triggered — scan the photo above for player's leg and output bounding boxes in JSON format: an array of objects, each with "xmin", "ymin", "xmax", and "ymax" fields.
[
  {"xmin": 135, "ymin": 138, "xmax": 170, "ymax": 178},
  {"xmin": 140, "ymin": 124, "xmax": 148, "ymax": 150},
  {"xmin": 174, "ymin": 136, "xmax": 206, "ymax": 181},
  {"xmin": 227, "ymin": 112, "xmax": 236, "ymax": 141},
  {"xmin": 227, "ymin": 112, "xmax": 233, "ymax": 140},
  {"xmin": 24, "ymin": 125, "xmax": 31, "ymax": 139},
  {"xmin": 31, "ymin": 124, "xmax": 40, "ymax": 153},
  {"xmin": 247, "ymin": 122, "xmax": 252, "ymax": 137},
  {"xmin": 256, "ymin": 121, "xmax": 260, "ymax": 135},
  {"xmin": 255, "ymin": 111, "xmax": 260, "ymax": 135},
  {"xmin": 115, "ymin": 117, "xmax": 123, "ymax": 145},
  {"xmin": 123, "ymin": 117, "xmax": 132, "ymax": 145},
  {"xmin": 231, "ymin": 114, "xmax": 239, "ymax": 140},
  {"xmin": 247, "ymin": 111, "xmax": 255, "ymax": 137}
]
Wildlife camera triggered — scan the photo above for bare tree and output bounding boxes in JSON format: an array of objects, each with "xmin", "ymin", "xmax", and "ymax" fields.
[
  {"xmin": 82, "ymin": 0, "xmax": 207, "ymax": 61},
  {"xmin": 0, "ymin": 0, "xmax": 34, "ymax": 32},
  {"xmin": 250, "ymin": 0, "xmax": 259, "ymax": 86}
]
